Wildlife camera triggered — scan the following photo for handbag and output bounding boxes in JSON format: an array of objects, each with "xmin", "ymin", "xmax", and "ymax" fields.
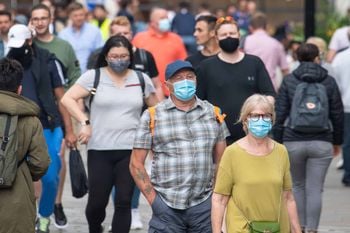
[
  {"xmin": 250, "ymin": 221, "xmax": 280, "ymax": 233},
  {"xmin": 69, "ymin": 148, "xmax": 89, "ymax": 198}
]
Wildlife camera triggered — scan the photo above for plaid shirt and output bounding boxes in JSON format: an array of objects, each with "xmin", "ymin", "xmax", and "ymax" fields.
[{"xmin": 134, "ymin": 97, "xmax": 230, "ymax": 209}]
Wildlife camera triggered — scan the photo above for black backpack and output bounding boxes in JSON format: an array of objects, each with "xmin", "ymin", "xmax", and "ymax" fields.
[
  {"xmin": 288, "ymin": 82, "xmax": 330, "ymax": 133},
  {"xmin": 0, "ymin": 114, "xmax": 22, "ymax": 188}
]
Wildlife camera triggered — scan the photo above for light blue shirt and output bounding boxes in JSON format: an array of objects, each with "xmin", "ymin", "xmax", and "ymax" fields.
[{"xmin": 59, "ymin": 22, "xmax": 103, "ymax": 72}]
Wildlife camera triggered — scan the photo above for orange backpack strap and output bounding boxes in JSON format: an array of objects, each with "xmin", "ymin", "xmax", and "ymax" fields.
[
  {"xmin": 148, "ymin": 106, "xmax": 156, "ymax": 136},
  {"xmin": 213, "ymin": 106, "xmax": 226, "ymax": 124}
]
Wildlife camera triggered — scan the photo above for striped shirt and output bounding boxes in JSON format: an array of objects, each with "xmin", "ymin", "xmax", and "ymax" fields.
[{"xmin": 134, "ymin": 97, "xmax": 230, "ymax": 209}]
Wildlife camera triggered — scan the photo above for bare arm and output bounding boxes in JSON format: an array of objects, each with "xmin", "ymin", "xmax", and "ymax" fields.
[
  {"xmin": 284, "ymin": 190, "xmax": 302, "ymax": 233},
  {"xmin": 145, "ymin": 93, "xmax": 159, "ymax": 107},
  {"xmin": 326, "ymin": 49, "xmax": 336, "ymax": 63},
  {"xmin": 212, "ymin": 193, "xmax": 230, "ymax": 233},
  {"xmin": 61, "ymin": 84, "xmax": 91, "ymax": 144},
  {"xmin": 54, "ymin": 86, "xmax": 77, "ymax": 148},
  {"xmin": 129, "ymin": 148, "xmax": 157, "ymax": 205},
  {"xmin": 151, "ymin": 77, "xmax": 164, "ymax": 101}
]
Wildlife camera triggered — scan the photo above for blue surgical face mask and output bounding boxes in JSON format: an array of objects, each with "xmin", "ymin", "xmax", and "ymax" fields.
[
  {"xmin": 247, "ymin": 118, "xmax": 272, "ymax": 138},
  {"xmin": 158, "ymin": 18, "xmax": 171, "ymax": 32},
  {"xmin": 172, "ymin": 79, "xmax": 196, "ymax": 101}
]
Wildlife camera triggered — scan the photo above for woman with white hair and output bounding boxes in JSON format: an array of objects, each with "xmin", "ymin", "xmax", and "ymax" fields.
[{"xmin": 212, "ymin": 94, "xmax": 302, "ymax": 233}]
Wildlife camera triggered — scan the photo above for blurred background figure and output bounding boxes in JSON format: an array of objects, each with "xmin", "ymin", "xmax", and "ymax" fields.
[
  {"xmin": 40, "ymin": 0, "xmax": 66, "ymax": 35},
  {"xmin": 232, "ymin": 0, "xmax": 250, "ymax": 37},
  {"xmin": 117, "ymin": 0, "xmax": 135, "ymax": 33},
  {"xmin": 244, "ymin": 12, "xmax": 289, "ymax": 91},
  {"xmin": 133, "ymin": 7, "xmax": 187, "ymax": 97},
  {"xmin": 186, "ymin": 14, "xmax": 219, "ymax": 68},
  {"xmin": 171, "ymin": 1, "xmax": 196, "ymax": 55},
  {"xmin": 0, "ymin": 10, "xmax": 12, "ymax": 58},
  {"xmin": 196, "ymin": 2, "xmax": 211, "ymax": 18},
  {"xmin": 59, "ymin": 2, "xmax": 103, "ymax": 73},
  {"xmin": 90, "ymin": 4, "xmax": 111, "ymax": 41}
]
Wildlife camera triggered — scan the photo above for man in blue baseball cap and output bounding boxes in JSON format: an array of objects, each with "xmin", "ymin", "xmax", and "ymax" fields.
[{"xmin": 130, "ymin": 60, "xmax": 230, "ymax": 233}]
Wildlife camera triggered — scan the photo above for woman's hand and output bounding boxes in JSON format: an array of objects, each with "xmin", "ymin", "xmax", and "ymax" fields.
[{"xmin": 78, "ymin": 125, "xmax": 92, "ymax": 144}]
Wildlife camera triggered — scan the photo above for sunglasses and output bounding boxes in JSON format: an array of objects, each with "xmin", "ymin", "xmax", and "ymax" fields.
[{"xmin": 216, "ymin": 16, "xmax": 234, "ymax": 25}]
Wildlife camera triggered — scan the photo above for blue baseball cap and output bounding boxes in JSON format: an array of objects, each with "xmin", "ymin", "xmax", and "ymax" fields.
[{"xmin": 165, "ymin": 60, "xmax": 194, "ymax": 80}]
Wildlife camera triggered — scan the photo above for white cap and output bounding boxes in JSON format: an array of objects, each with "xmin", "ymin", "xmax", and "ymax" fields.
[{"xmin": 7, "ymin": 24, "xmax": 32, "ymax": 48}]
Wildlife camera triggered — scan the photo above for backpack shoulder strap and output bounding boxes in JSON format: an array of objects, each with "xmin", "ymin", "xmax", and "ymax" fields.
[
  {"xmin": 89, "ymin": 68, "xmax": 101, "ymax": 109},
  {"xmin": 148, "ymin": 106, "xmax": 156, "ymax": 136},
  {"xmin": 139, "ymin": 48, "xmax": 148, "ymax": 72},
  {"xmin": 213, "ymin": 106, "xmax": 226, "ymax": 124},
  {"xmin": 136, "ymin": 70, "xmax": 145, "ymax": 98},
  {"xmin": 1, "ymin": 115, "xmax": 12, "ymax": 151}
]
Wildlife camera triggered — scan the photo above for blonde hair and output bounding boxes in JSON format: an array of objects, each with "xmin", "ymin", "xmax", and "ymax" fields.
[
  {"xmin": 238, "ymin": 94, "xmax": 275, "ymax": 133},
  {"xmin": 110, "ymin": 16, "xmax": 131, "ymax": 28},
  {"xmin": 306, "ymin": 37, "xmax": 327, "ymax": 54}
]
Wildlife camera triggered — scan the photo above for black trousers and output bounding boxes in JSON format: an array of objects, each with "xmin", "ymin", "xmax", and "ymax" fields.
[{"xmin": 85, "ymin": 150, "xmax": 135, "ymax": 233}]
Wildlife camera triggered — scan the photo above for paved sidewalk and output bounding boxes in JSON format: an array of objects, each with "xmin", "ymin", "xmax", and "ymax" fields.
[{"xmin": 50, "ymin": 154, "xmax": 350, "ymax": 233}]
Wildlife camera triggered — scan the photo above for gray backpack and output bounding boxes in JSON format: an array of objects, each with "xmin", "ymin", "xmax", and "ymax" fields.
[
  {"xmin": 0, "ymin": 114, "xmax": 20, "ymax": 188},
  {"xmin": 288, "ymin": 82, "xmax": 330, "ymax": 133}
]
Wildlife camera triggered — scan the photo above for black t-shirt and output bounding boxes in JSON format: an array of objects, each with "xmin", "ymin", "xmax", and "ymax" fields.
[
  {"xmin": 186, "ymin": 51, "xmax": 215, "ymax": 69},
  {"xmin": 132, "ymin": 48, "xmax": 159, "ymax": 78},
  {"xmin": 196, "ymin": 54, "xmax": 276, "ymax": 144}
]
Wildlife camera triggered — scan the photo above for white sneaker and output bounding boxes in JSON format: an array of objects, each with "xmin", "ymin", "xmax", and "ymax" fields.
[
  {"xmin": 336, "ymin": 158, "xmax": 344, "ymax": 169},
  {"xmin": 130, "ymin": 208, "xmax": 143, "ymax": 230}
]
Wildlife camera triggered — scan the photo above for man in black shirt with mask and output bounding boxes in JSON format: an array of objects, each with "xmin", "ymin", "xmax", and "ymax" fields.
[{"xmin": 196, "ymin": 16, "xmax": 275, "ymax": 145}]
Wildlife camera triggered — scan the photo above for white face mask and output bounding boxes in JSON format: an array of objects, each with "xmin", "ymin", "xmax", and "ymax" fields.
[{"xmin": 158, "ymin": 18, "xmax": 171, "ymax": 32}]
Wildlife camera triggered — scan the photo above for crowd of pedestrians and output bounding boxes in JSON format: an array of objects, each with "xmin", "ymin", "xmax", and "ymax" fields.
[{"xmin": 0, "ymin": 0, "xmax": 349, "ymax": 233}]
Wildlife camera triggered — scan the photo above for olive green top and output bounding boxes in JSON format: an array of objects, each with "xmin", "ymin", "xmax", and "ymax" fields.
[{"xmin": 214, "ymin": 141, "xmax": 292, "ymax": 233}]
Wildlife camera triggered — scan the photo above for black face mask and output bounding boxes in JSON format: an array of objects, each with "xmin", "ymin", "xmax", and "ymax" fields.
[
  {"xmin": 219, "ymin": 37, "xmax": 240, "ymax": 53},
  {"xmin": 7, "ymin": 44, "xmax": 33, "ymax": 69}
]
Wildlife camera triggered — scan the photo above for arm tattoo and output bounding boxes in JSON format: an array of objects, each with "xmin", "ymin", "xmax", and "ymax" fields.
[
  {"xmin": 136, "ymin": 168, "xmax": 146, "ymax": 183},
  {"xmin": 144, "ymin": 184, "xmax": 153, "ymax": 195}
]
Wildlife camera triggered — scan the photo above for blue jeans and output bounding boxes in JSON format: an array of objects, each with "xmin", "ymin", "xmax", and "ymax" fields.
[
  {"xmin": 148, "ymin": 194, "xmax": 212, "ymax": 233},
  {"xmin": 343, "ymin": 113, "xmax": 350, "ymax": 184},
  {"xmin": 39, "ymin": 127, "xmax": 63, "ymax": 217}
]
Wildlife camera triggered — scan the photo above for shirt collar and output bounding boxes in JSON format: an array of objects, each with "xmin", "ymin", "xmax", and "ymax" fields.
[
  {"xmin": 148, "ymin": 27, "xmax": 168, "ymax": 38},
  {"xmin": 164, "ymin": 96, "xmax": 204, "ymax": 111}
]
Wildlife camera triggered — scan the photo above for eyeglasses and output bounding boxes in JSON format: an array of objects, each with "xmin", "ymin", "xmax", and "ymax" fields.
[
  {"xmin": 248, "ymin": 113, "xmax": 272, "ymax": 122},
  {"xmin": 107, "ymin": 53, "xmax": 129, "ymax": 61},
  {"xmin": 216, "ymin": 16, "xmax": 234, "ymax": 25},
  {"xmin": 31, "ymin": 17, "xmax": 50, "ymax": 23}
]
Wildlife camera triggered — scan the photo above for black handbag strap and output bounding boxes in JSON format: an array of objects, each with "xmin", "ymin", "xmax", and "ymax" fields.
[{"xmin": 88, "ymin": 68, "xmax": 100, "ymax": 109}]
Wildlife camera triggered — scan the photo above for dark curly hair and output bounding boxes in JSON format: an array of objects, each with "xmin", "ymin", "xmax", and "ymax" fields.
[{"xmin": 0, "ymin": 58, "xmax": 23, "ymax": 93}]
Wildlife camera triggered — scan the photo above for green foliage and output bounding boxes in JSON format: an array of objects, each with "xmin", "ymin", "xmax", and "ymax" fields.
[{"xmin": 315, "ymin": 1, "xmax": 350, "ymax": 43}]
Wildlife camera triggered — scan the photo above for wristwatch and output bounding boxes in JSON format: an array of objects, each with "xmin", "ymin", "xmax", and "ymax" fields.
[{"xmin": 81, "ymin": 120, "xmax": 90, "ymax": 126}]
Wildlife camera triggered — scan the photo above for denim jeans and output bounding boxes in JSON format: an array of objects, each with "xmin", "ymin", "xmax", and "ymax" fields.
[{"xmin": 284, "ymin": 140, "xmax": 333, "ymax": 231}]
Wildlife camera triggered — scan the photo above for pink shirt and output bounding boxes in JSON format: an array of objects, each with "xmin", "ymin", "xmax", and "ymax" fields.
[{"xmin": 244, "ymin": 30, "xmax": 288, "ymax": 88}]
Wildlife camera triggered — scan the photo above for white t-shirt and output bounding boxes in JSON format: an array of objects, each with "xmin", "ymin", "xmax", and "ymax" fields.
[
  {"xmin": 77, "ymin": 68, "xmax": 155, "ymax": 150},
  {"xmin": 332, "ymin": 48, "xmax": 350, "ymax": 113},
  {"xmin": 329, "ymin": 26, "xmax": 350, "ymax": 52}
]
